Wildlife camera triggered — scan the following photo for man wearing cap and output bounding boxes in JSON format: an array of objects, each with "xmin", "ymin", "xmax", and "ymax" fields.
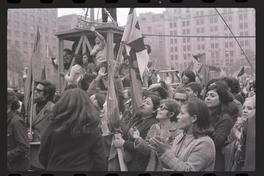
[
  {"xmin": 7, "ymin": 89, "xmax": 30, "ymax": 171},
  {"xmin": 28, "ymin": 80, "xmax": 56, "ymax": 170}
]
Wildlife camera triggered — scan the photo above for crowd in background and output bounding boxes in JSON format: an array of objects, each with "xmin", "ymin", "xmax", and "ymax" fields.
[{"xmin": 7, "ymin": 31, "xmax": 256, "ymax": 171}]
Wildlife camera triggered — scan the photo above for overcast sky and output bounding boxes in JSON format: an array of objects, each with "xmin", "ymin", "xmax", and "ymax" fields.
[{"xmin": 58, "ymin": 8, "xmax": 165, "ymax": 26}]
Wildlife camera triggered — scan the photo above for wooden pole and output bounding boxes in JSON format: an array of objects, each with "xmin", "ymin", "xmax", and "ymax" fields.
[
  {"xmin": 90, "ymin": 8, "xmax": 94, "ymax": 23},
  {"xmin": 58, "ymin": 39, "xmax": 64, "ymax": 92},
  {"xmin": 29, "ymin": 80, "xmax": 34, "ymax": 135},
  {"xmin": 107, "ymin": 30, "xmax": 127, "ymax": 171}
]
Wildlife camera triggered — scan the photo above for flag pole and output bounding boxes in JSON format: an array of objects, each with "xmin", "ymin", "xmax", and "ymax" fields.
[{"xmin": 29, "ymin": 80, "xmax": 34, "ymax": 135}]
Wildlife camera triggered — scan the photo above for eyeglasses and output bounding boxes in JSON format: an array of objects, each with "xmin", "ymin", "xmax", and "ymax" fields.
[
  {"xmin": 174, "ymin": 98, "xmax": 186, "ymax": 103},
  {"xmin": 159, "ymin": 104, "xmax": 169, "ymax": 111}
]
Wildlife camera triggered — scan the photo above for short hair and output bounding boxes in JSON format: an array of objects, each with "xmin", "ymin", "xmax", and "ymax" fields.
[
  {"xmin": 143, "ymin": 91, "xmax": 161, "ymax": 111},
  {"xmin": 181, "ymin": 70, "xmax": 196, "ymax": 83},
  {"xmin": 160, "ymin": 99, "xmax": 180, "ymax": 123},
  {"xmin": 35, "ymin": 80, "xmax": 56, "ymax": 102},
  {"xmin": 63, "ymin": 48, "xmax": 72, "ymax": 55},
  {"xmin": 183, "ymin": 99, "xmax": 213, "ymax": 138},
  {"xmin": 185, "ymin": 82, "xmax": 202, "ymax": 95}
]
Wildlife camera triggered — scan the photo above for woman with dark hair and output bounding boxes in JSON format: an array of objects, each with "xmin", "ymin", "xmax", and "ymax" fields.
[
  {"xmin": 39, "ymin": 88, "xmax": 105, "ymax": 171},
  {"xmin": 204, "ymin": 82, "xmax": 235, "ymax": 171},
  {"xmin": 64, "ymin": 54, "xmax": 86, "ymax": 86},
  {"xmin": 181, "ymin": 69, "xmax": 196, "ymax": 86},
  {"xmin": 114, "ymin": 93, "xmax": 161, "ymax": 171},
  {"xmin": 148, "ymin": 99, "xmax": 216, "ymax": 171},
  {"xmin": 131, "ymin": 99, "xmax": 181, "ymax": 171},
  {"xmin": 7, "ymin": 89, "xmax": 30, "ymax": 171}
]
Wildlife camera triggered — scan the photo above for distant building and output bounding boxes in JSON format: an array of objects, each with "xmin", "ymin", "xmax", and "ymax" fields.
[
  {"xmin": 7, "ymin": 9, "xmax": 59, "ymax": 88},
  {"xmin": 138, "ymin": 8, "xmax": 255, "ymax": 75}
]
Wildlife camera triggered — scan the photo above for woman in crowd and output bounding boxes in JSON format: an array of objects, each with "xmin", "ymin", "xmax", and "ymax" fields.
[
  {"xmin": 7, "ymin": 89, "xmax": 30, "ymax": 171},
  {"xmin": 184, "ymin": 82, "xmax": 203, "ymax": 100},
  {"xmin": 204, "ymin": 82, "xmax": 235, "ymax": 171},
  {"xmin": 180, "ymin": 69, "xmax": 196, "ymax": 87},
  {"xmin": 131, "ymin": 99, "xmax": 181, "ymax": 171},
  {"xmin": 114, "ymin": 93, "xmax": 161, "ymax": 171},
  {"xmin": 223, "ymin": 95, "xmax": 255, "ymax": 171},
  {"xmin": 39, "ymin": 88, "xmax": 105, "ymax": 171},
  {"xmin": 63, "ymin": 54, "xmax": 86, "ymax": 86},
  {"xmin": 148, "ymin": 99, "xmax": 216, "ymax": 171}
]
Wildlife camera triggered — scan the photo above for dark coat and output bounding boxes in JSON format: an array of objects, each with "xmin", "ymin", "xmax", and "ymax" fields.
[
  {"xmin": 122, "ymin": 115, "xmax": 158, "ymax": 171},
  {"xmin": 39, "ymin": 123, "xmax": 106, "ymax": 171},
  {"xmin": 210, "ymin": 107, "xmax": 234, "ymax": 171},
  {"xmin": 7, "ymin": 111, "xmax": 30, "ymax": 171}
]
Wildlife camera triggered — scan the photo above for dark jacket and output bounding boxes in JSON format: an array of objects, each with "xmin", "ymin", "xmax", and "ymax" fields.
[
  {"xmin": 39, "ymin": 123, "xmax": 106, "ymax": 171},
  {"xmin": 7, "ymin": 111, "xmax": 30, "ymax": 171},
  {"xmin": 210, "ymin": 107, "xmax": 234, "ymax": 171},
  {"xmin": 122, "ymin": 115, "xmax": 158, "ymax": 171}
]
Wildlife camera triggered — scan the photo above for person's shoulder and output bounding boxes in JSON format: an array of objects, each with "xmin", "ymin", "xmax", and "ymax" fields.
[{"xmin": 10, "ymin": 113, "xmax": 25, "ymax": 125}]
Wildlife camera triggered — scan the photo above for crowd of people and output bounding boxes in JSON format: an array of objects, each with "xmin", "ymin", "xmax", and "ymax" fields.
[{"xmin": 7, "ymin": 29, "xmax": 256, "ymax": 172}]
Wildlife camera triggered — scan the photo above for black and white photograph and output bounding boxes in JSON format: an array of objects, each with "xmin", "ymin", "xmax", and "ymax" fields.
[{"xmin": 7, "ymin": 8, "xmax": 256, "ymax": 172}]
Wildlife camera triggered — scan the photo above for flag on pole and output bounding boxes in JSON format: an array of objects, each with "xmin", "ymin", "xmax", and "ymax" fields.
[
  {"xmin": 24, "ymin": 27, "xmax": 42, "ymax": 118},
  {"xmin": 41, "ymin": 65, "xmax": 46, "ymax": 80},
  {"xmin": 46, "ymin": 43, "xmax": 55, "ymax": 59},
  {"xmin": 122, "ymin": 8, "xmax": 149, "ymax": 82},
  {"xmin": 122, "ymin": 8, "xmax": 149, "ymax": 114},
  {"xmin": 237, "ymin": 66, "xmax": 245, "ymax": 77}
]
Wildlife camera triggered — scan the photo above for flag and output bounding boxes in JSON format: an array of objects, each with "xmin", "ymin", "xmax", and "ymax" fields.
[
  {"xmin": 237, "ymin": 66, "xmax": 245, "ymax": 77},
  {"xmin": 46, "ymin": 43, "xmax": 55, "ymax": 59},
  {"xmin": 208, "ymin": 65, "xmax": 221, "ymax": 72},
  {"xmin": 122, "ymin": 8, "xmax": 148, "ymax": 113},
  {"xmin": 41, "ymin": 65, "xmax": 46, "ymax": 80},
  {"xmin": 197, "ymin": 63, "xmax": 210, "ymax": 87},
  {"xmin": 122, "ymin": 8, "xmax": 149, "ymax": 81},
  {"xmin": 24, "ymin": 27, "xmax": 42, "ymax": 118}
]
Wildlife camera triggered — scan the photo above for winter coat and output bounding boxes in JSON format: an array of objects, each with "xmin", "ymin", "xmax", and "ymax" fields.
[
  {"xmin": 210, "ymin": 107, "xmax": 234, "ymax": 171},
  {"xmin": 122, "ymin": 115, "xmax": 158, "ymax": 171},
  {"xmin": 158, "ymin": 133, "xmax": 216, "ymax": 171},
  {"xmin": 7, "ymin": 111, "xmax": 30, "ymax": 171},
  {"xmin": 39, "ymin": 123, "xmax": 106, "ymax": 171}
]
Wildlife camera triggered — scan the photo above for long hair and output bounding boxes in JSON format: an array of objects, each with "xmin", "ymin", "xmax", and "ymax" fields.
[
  {"xmin": 184, "ymin": 99, "xmax": 213, "ymax": 138},
  {"xmin": 52, "ymin": 88, "xmax": 100, "ymax": 136}
]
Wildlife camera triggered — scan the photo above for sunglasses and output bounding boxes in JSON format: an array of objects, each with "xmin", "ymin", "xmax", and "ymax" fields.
[{"xmin": 159, "ymin": 104, "xmax": 169, "ymax": 111}]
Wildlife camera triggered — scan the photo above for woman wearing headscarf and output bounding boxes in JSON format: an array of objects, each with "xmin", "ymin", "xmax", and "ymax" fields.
[
  {"xmin": 148, "ymin": 99, "xmax": 216, "ymax": 171},
  {"xmin": 7, "ymin": 89, "xmax": 30, "ymax": 171},
  {"xmin": 204, "ymin": 82, "xmax": 235, "ymax": 171},
  {"xmin": 39, "ymin": 88, "xmax": 105, "ymax": 171}
]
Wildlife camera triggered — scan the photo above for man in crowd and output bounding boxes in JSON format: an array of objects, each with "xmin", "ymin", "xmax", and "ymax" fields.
[{"xmin": 28, "ymin": 80, "xmax": 56, "ymax": 170}]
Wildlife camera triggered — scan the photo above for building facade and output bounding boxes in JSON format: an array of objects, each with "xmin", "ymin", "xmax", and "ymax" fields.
[
  {"xmin": 138, "ymin": 8, "xmax": 255, "ymax": 75},
  {"xmin": 7, "ymin": 9, "xmax": 59, "ymax": 89}
]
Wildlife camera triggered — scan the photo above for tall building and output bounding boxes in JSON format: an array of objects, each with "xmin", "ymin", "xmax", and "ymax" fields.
[
  {"xmin": 138, "ymin": 8, "xmax": 255, "ymax": 75},
  {"xmin": 7, "ymin": 9, "xmax": 58, "ymax": 89},
  {"xmin": 138, "ymin": 12, "xmax": 169, "ymax": 70}
]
